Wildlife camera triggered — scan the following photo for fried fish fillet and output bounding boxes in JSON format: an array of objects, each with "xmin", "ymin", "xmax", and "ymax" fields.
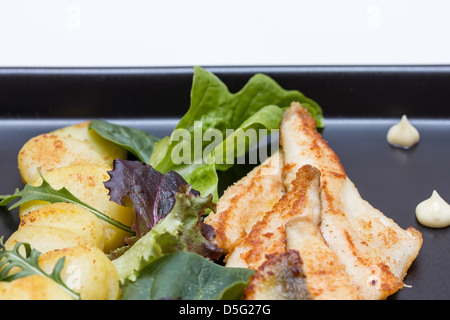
[
  {"xmin": 280, "ymin": 102, "xmax": 423, "ymax": 300},
  {"xmin": 285, "ymin": 216, "xmax": 362, "ymax": 300},
  {"xmin": 225, "ymin": 164, "xmax": 321, "ymax": 269},
  {"xmin": 243, "ymin": 250, "xmax": 311, "ymax": 300},
  {"xmin": 204, "ymin": 150, "xmax": 285, "ymax": 254}
]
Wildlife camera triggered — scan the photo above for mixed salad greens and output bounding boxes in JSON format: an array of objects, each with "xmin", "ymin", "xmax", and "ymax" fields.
[
  {"xmin": 91, "ymin": 66, "xmax": 324, "ymax": 201},
  {"xmin": 0, "ymin": 66, "xmax": 323, "ymax": 300}
]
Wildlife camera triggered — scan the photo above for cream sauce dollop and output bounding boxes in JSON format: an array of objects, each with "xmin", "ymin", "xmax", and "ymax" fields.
[
  {"xmin": 386, "ymin": 115, "xmax": 420, "ymax": 148},
  {"xmin": 416, "ymin": 190, "xmax": 450, "ymax": 228}
]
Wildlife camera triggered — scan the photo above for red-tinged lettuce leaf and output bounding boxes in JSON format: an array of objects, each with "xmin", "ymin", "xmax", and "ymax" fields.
[
  {"xmin": 105, "ymin": 159, "xmax": 198, "ymax": 238},
  {"xmin": 104, "ymin": 159, "xmax": 221, "ymax": 262},
  {"xmin": 112, "ymin": 184, "xmax": 223, "ymax": 284}
]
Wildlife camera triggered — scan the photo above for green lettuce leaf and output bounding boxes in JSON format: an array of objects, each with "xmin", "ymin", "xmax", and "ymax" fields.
[
  {"xmin": 112, "ymin": 184, "xmax": 222, "ymax": 284},
  {"xmin": 150, "ymin": 66, "xmax": 323, "ymax": 200},
  {"xmin": 120, "ymin": 251, "xmax": 254, "ymax": 300}
]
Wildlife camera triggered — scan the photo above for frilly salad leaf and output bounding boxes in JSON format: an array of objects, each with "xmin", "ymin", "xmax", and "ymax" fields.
[
  {"xmin": 107, "ymin": 160, "xmax": 222, "ymax": 283},
  {"xmin": 89, "ymin": 67, "xmax": 323, "ymax": 202},
  {"xmin": 149, "ymin": 66, "xmax": 324, "ymax": 201},
  {"xmin": 105, "ymin": 159, "xmax": 198, "ymax": 243},
  {"xmin": 121, "ymin": 251, "xmax": 254, "ymax": 300}
]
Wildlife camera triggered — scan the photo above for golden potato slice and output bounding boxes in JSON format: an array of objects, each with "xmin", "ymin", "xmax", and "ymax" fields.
[
  {"xmin": 19, "ymin": 202, "xmax": 105, "ymax": 250},
  {"xmin": 18, "ymin": 133, "xmax": 108, "ymax": 184},
  {"xmin": 51, "ymin": 121, "xmax": 126, "ymax": 165},
  {"xmin": 18, "ymin": 121, "xmax": 127, "ymax": 184},
  {"xmin": 0, "ymin": 275, "xmax": 74, "ymax": 300},
  {"xmin": 39, "ymin": 246, "xmax": 121, "ymax": 300},
  {"xmin": 19, "ymin": 200, "xmax": 50, "ymax": 217},
  {"xmin": 28, "ymin": 164, "xmax": 135, "ymax": 253},
  {"xmin": 4, "ymin": 225, "xmax": 93, "ymax": 254}
]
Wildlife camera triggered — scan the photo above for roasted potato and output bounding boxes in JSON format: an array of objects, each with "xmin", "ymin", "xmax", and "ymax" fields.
[
  {"xmin": 4, "ymin": 225, "xmax": 93, "ymax": 254},
  {"xmin": 21, "ymin": 164, "xmax": 134, "ymax": 253},
  {"xmin": 51, "ymin": 121, "xmax": 126, "ymax": 164},
  {"xmin": 18, "ymin": 121, "xmax": 127, "ymax": 184},
  {"xmin": 3, "ymin": 121, "xmax": 131, "ymax": 300},
  {"xmin": 0, "ymin": 275, "xmax": 74, "ymax": 300},
  {"xmin": 39, "ymin": 246, "xmax": 121, "ymax": 300},
  {"xmin": 19, "ymin": 202, "xmax": 106, "ymax": 250}
]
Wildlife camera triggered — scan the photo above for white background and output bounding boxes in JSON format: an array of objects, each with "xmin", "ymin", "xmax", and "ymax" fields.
[{"xmin": 0, "ymin": 0, "xmax": 449, "ymax": 67}]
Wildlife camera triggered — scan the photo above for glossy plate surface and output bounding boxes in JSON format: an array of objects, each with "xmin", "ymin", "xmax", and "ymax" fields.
[{"xmin": 1, "ymin": 66, "xmax": 449, "ymax": 299}]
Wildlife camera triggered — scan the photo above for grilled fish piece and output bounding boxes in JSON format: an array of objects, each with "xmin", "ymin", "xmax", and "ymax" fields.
[
  {"xmin": 280, "ymin": 102, "xmax": 422, "ymax": 299},
  {"xmin": 286, "ymin": 216, "xmax": 362, "ymax": 300},
  {"xmin": 204, "ymin": 150, "xmax": 285, "ymax": 254},
  {"xmin": 225, "ymin": 164, "xmax": 321, "ymax": 269},
  {"xmin": 243, "ymin": 250, "xmax": 311, "ymax": 300}
]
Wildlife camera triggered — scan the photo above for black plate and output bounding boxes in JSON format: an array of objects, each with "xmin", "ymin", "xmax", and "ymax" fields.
[{"xmin": 1, "ymin": 65, "xmax": 450, "ymax": 300}]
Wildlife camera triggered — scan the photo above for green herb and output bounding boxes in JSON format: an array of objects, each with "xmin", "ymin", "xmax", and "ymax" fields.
[
  {"xmin": 120, "ymin": 251, "xmax": 254, "ymax": 300},
  {"xmin": 89, "ymin": 120, "xmax": 160, "ymax": 163},
  {"xmin": 0, "ymin": 239, "xmax": 80, "ymax": 300},
  {"xmin": 0, "ymin": 170, "xmax": 134, "ymax": 235}
]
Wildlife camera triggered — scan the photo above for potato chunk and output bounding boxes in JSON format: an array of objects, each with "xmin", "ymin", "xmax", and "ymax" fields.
[
  {"xmin": 0, "ymin": 275, "xmax": 74, "ymax": 300},
  {"xmin": 26, "ymin": 164, "xmax": 135, "ymax": 253},
  {"xmin": 39, "ymin": 246, "xmax": 121, "ymax": 300},
  {"xmin": 19, "ymin": 202, "xmax": 105, "ymax": 250},
  {"xmin": 18, "ymin": 121, "xmax": 126, "ymax": 184},
  {"xmin": 4, "ymin": 225, "xmax": 93, "ymax": 254},
  {"xmin": 51, "ymin": 121, "xmax": 126, "ymax": 164}
]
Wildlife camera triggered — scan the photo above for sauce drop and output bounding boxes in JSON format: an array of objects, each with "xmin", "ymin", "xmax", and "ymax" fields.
[
  {"xmin": 386, "ymin": 115, "xmax": 420, "ymax": 149},
  {"xmin": 416, "ymin": 190, "xmax": 450, "ymax": 228}
]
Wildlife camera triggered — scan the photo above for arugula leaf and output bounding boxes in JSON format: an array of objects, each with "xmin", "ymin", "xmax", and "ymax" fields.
[
  {"xmin": 120, "ymin": 251, "xmax": 254, "ymax": 300},
  {"xmin": 0, "ymin": 239, "xmax": 80, "ymax": 300},
  {"xmin": 150, "ymin": 66, "xmax": 323, "ymax": 200},
  {"xmin": 89, "ymin": 120, "xmax": 160, "ymax": 163},
  {"xmin": 112, "ymin": 183, "xmax": 222, "ymax": 284},
  {"xmin": 0, "ymin": 170, "xmax": 134, "ymax": 235}
]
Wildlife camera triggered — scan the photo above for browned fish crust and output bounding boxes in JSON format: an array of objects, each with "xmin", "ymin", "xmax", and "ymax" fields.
[{"xmin": 225, "ymin": 164, "xmax": 321, "ymax": 269}]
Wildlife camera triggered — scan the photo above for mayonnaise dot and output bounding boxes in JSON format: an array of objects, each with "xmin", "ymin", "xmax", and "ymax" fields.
[
  {"xmin": 416, "ymin": 190, "xmax": 450, "ymax": 228},
  {"xmin": 387, "ymin": 115, "xmax": 420, "ymax": 149}
]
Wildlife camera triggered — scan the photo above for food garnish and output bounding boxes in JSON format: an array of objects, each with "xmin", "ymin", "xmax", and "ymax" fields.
[
  {"xmin": 416, "ymin": 190, "xmax": 450, "ymax": 228},
  {"xmin": 386, "ymin": 115, "xmax": 420, "ymax": 148}
]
